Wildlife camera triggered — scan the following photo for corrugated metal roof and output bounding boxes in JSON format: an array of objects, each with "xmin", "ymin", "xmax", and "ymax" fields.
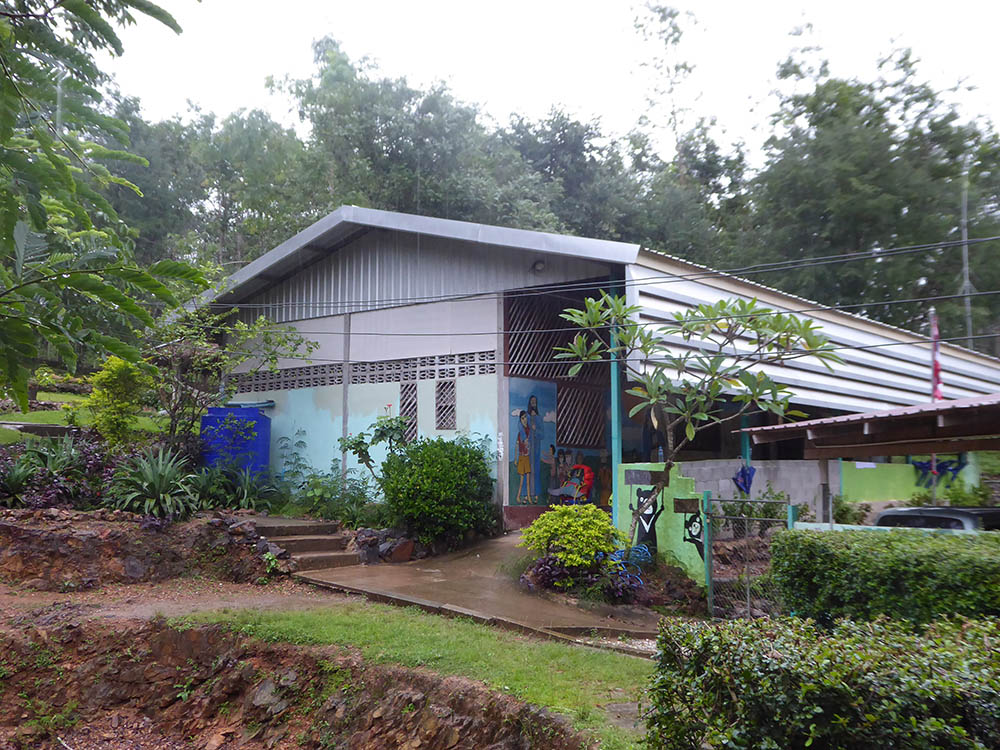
[
  {"xmin": 740, "ymin": 392, "xmax": 1000, "ymax": 437},
  {"xmin": 208, "ymin": 205, "xmax": 640, "ymax": 305}
]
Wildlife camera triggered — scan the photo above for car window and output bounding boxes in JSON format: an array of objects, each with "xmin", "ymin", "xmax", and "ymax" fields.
[{"xmin": 922, "ymin": 516, "xmax": 965, "ymax": 530}]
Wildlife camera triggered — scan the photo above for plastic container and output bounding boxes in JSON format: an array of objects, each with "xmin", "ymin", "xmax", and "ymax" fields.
[{"xmin": 200, "ymin": 406, "xmax": 271, "ymax": 475}]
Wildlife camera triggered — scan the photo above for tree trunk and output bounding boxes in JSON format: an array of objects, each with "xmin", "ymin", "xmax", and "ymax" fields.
[{"xmin": 626, "ymin": 461, "xmax": 673, "ymax": 549}]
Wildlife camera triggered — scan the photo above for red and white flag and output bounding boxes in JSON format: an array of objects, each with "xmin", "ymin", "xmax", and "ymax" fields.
[{"xmin": 930, "ymin": 308, "xmax": 943, "ymax": 401}]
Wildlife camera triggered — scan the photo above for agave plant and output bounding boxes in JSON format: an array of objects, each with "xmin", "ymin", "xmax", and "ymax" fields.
[
  {"xmin": 111, "ymin": 447, "xmax": 198, "ymax": 519},
  {"xmin": 0, "ymin": 455, "xmax": 35, "ymax": 508},
  {"xmin": 226, "ymin": 466, "xmax": 283, "ymax": 511},
  {"xmin": 24, "ymin": 436, "xmax": 81, "ymax": 477}
]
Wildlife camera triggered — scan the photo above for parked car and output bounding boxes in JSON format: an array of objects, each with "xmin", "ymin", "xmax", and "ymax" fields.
[{"xmin": 874, "ymin": 506, "xmax": 1000, "ymax": 531}]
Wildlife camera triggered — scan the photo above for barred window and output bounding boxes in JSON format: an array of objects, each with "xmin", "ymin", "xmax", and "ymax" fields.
[
  {"xmin": 435, "ymin": 380, "xmax": 457, "ymax": 430},
  {"xmin": 556, "ymin": 384, "xmax": 605, "ymax": 448},
  {"xmin": 400, "ymin": 382, "xmax": 418, "ymax": 442}
]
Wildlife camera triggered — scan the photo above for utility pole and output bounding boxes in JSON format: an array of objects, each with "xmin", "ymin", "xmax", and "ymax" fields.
[
  {"xmin": 959, "ymin": 170, "xmax": 975, "ymax": 349},
  {"xmin": 929, "ymin": 307, "xmax": 942, "ymax": 503}
]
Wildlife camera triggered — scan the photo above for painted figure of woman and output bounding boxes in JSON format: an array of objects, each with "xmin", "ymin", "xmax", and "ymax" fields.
[
  {"xmin": 515, "ymin": 410, "xmax": 532, "ymax": 503},
  {"xmin": 527, "ymin": 395, "xmax": 541, "ymax": 501},
  {"xmin": 556, "ymin": 449, "xmax": 569, "ymax": 488}
]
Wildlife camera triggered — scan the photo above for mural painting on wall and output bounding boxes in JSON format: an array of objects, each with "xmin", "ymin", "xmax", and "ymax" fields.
[
  {"xmin": 509, "ymin": 379, "xmax": 556, "ymax": 505},
  {"xmin": 630, "ymin": 487, "xmax": 664, "ymax": 554},
  {"xmin": 508, "ymin": 377, "xmax": 613, "ymax": 506}
]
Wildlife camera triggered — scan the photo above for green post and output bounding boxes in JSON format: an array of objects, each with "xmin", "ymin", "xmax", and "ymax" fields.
[
  {"xmin": 702, "ymin": 490, "xmax": 713, "ymax": 616},
  {"xmin": 610, "ymin": 326, "xmax": 622, "ymax": 528},
  {"xmin": 787, "ymin": 502, "xmax": 798, "ymax": 529}
]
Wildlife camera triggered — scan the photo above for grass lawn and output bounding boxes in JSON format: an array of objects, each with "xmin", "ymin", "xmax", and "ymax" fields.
[
  {"xmin": 0, "ymin": 406, "xmax": 161, "ymax": 433},
  {"xmin": 191, "ymin": 603, "xmax": 653, "ymax": 749},
  {"xmin": 0, "ymin": 426, "xmax": 23, "ymax": 444},
  {"xmin": 36, "ymin": 390, "xmax": 88, "ymax": 403}
]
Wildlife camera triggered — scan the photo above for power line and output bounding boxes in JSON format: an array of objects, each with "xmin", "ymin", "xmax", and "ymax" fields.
[
  {"xmin": 228, "ymin": 330, "xmax": 1000, "ymax": 370},
  {"xmin": 180, "ymin": 233, "xmax": 1000, "ymax": 313},
  {"xmin": 245, "ymin": 287, "xmax": 1000, "ymax": 338}
]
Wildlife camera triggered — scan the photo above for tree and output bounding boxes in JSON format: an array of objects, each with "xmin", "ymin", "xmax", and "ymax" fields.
[
  {"xmin": 751, "ymin": 49, "xmax": 1000, "ymax": 341},
  {"xmin": 146, "ymin": 308, "xmax": 316, "ymax": 446},
  {"xmin": 557, "ymin": 293, "xmax": 841, "ymax": 546},
  {"xmin": 0, "ymin": 0, "xmax": 206, "ymax": 407},
  {"xmin": 279, "ymin": 38, "xmax": 563, "ymax": 231}
]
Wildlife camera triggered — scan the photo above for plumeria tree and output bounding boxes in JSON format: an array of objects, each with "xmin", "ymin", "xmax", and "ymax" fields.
[{"xmin": 556, "ymin": 293, "xmax": 842, "ymax": 546}]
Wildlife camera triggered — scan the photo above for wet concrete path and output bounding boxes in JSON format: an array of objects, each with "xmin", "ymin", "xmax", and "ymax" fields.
[{"xmin": 297, "ymin": 532, "xmax": 660, "ymax": 635}]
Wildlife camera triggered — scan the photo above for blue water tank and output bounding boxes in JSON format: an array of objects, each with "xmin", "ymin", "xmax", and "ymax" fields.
[{"xmin": 200, "ymin": 406, "xmax": 271, "ymax": 475}]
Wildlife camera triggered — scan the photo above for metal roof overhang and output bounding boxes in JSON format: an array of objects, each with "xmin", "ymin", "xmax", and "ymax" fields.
[
  {"xmin": 739, "ymin": 393, "xmax": 1000, "ymax": 459},
  {"xmin": 202, "ymin": 205, "xmax": 640, "ymax": 307}
]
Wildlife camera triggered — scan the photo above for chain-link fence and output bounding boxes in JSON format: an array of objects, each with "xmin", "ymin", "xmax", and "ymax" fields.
[{"xmin": 705, "ymin": 495, "xmax": 790, "ymax": 618}]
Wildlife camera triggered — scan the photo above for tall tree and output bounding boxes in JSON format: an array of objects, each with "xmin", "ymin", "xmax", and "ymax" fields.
[
  {"xmin": 279, "ymin": 38, "xmax": 563, "ymax": 232},
  {"xmin": 0, "ymin": 0, "xmax": 205, "ymax": 405},
  {"xmin": 751, "ymin": 50, "xmax": 1000, "ymax": 341}
]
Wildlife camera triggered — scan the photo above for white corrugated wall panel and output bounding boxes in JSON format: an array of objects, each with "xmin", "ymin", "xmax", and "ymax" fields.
[
  {"xmin": 632, "ymin": 259, "xmax": 1000, "ymax": 412},
  {"xmin": 244, "ymin": 228, "xmax": 610, "ymax": 324}
]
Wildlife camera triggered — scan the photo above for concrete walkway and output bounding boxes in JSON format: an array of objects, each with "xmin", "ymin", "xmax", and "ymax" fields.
[{"xmin": 297, "ymin": 533, "xmax": 661, "ymax": 639}]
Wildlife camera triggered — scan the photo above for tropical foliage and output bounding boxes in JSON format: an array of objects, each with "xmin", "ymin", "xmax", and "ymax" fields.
[
  {"xmin": 0, "ymin": 0, "xmax": 205, "ymax": 407},
  {"xmin": 558, "ymin": 294, "xmax": 841, "ymax": 545}
]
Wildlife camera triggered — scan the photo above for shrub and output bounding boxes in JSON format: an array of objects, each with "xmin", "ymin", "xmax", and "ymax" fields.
[
  {"xmin": 519, "ymin": 504, "xmax": 624, "ymax": 569},
  {"xmin": 380, "ymin": 435, "xmax": 495, "ymax": 546},
  {"xmin": 1, "ymin": 434, "xmax": 135, "ymax": 509},
  {"xmin": 721, "ymin": 482, "xmax": 788, "ymax": 537},
  {"xmin": 832, "ymin": 494, "xmax": 870, "ymax": 524},
  {"xmin": 771, "ymin": 528, "xmax": 1000, "ymax": 625},
  {"xmin": 945, "ymin": 481, "xmax": 994, "ymax": 507},
  {"xmin": 110, "ymin": 447, "xmax": 199, "ymax": 518},
  {"xmin": 87, "ymin": 356, "xmax": 153, "ymax": 446},
  {"xmin": 299, "ymin": 460, "xmax": 380, "ymax": 526},
  {"xmin": 188, "ymin": 464, "xmax": 283, "ymax": 512},
  {"xmin": 0, "ymin": 453, "xmax": 33, "ymax": 507},
  {"xmin": 647, "ymin": 616, "xmax": 1000, "ymax": 750}
]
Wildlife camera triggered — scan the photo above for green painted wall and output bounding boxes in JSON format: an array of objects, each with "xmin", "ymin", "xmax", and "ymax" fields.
[
  {"xmin": 841, "ymin": 456, "xmax": 979, "ymax": 503},
  {"xmin": 616, "ymin": 463, "xmax": 705, "ymax": 585}
]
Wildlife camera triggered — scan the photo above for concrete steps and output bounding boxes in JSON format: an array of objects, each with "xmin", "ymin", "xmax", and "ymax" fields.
[
  {"xmin": 292, "ymin": 550, "xmax": 361, "ymax": 571},
  {"xmin": 273, "ymin": 534, "xmax": 349, "ymax": 554},
  {"xmin": 254, "ymin": 517, "xmax": 360, "ymax": 571}
]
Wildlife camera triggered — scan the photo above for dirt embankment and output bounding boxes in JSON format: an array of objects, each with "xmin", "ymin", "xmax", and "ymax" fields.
[
  {"xmin": 0, "ymin": 509, "xmax": 274, "ymax": 591},
  {"xmin": 0, "ymin": 619, "xmax": 588, "ymax": 750}
]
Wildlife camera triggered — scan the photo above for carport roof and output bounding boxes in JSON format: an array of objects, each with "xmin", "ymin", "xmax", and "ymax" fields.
[{"xmin": 739, "ymin": 393, "xmax": 1000, "ymax": 458}]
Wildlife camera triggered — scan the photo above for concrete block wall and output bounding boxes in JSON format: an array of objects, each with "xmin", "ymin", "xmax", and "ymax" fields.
[{"xmin": 680, "ymin": 459, "xmax": 840, "ymax": 519}]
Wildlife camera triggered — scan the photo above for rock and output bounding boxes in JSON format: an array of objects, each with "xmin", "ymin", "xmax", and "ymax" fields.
[
  {"xmin": 205, "ymin": 732, "xmax": 228, "ymax": 750},
  {"xmin": 227, "ymin": 520, "xmax": 255, "ymax": 536},
  {"xmin": 250, "ymin": 678, "xmax": 280, "ymax": 709},
  {"xmin": 278, "ymin": 669, "xmax": 298, "ymax": 688},
  {"xmin": 123, "ymin": 556, "xmax": 147, "ymax": 580},
  {"xmin": 276, "ymin": 559, "xmax": 297, "ymax": 575},
  {"xmin": 389, "ymin": 539, "xmax": 414, "ymax": 563},
  {"xmin": 255, "ymin": 539, "xmax": 269, "ymax": 554},
  {"xmin": 266, "ymin": 542, "xmax": 287, "ymax": 559},
  {"xmin": 358, "ymin": 545, "xmax": 380, "ymax": 565},
  {"xmin": 378, "ymin": 541, "xmax": 394, "ymax": 558},
  {"xmin": 23, "ymin": 577, "xmax": 51, "ymax": 591}
]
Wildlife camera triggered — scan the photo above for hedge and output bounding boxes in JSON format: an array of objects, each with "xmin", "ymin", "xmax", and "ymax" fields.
[
  {"xmin": 771, "ymin": 528, "xmax": 1000, "ymax": 625},
  {"xmin": 648, "ymin": 617, "xmax": 1000, "ymax": 749}
]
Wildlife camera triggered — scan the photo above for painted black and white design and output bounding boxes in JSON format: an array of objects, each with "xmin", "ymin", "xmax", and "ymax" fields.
[{"xmin": 683, "ymin": 513, "xmax": 704, "ymax": 560}]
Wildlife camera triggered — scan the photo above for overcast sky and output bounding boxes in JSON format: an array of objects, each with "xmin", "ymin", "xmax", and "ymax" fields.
[{"xmin": 104, "ymin": 0, "xmax": 1000, "ymax": 164}]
